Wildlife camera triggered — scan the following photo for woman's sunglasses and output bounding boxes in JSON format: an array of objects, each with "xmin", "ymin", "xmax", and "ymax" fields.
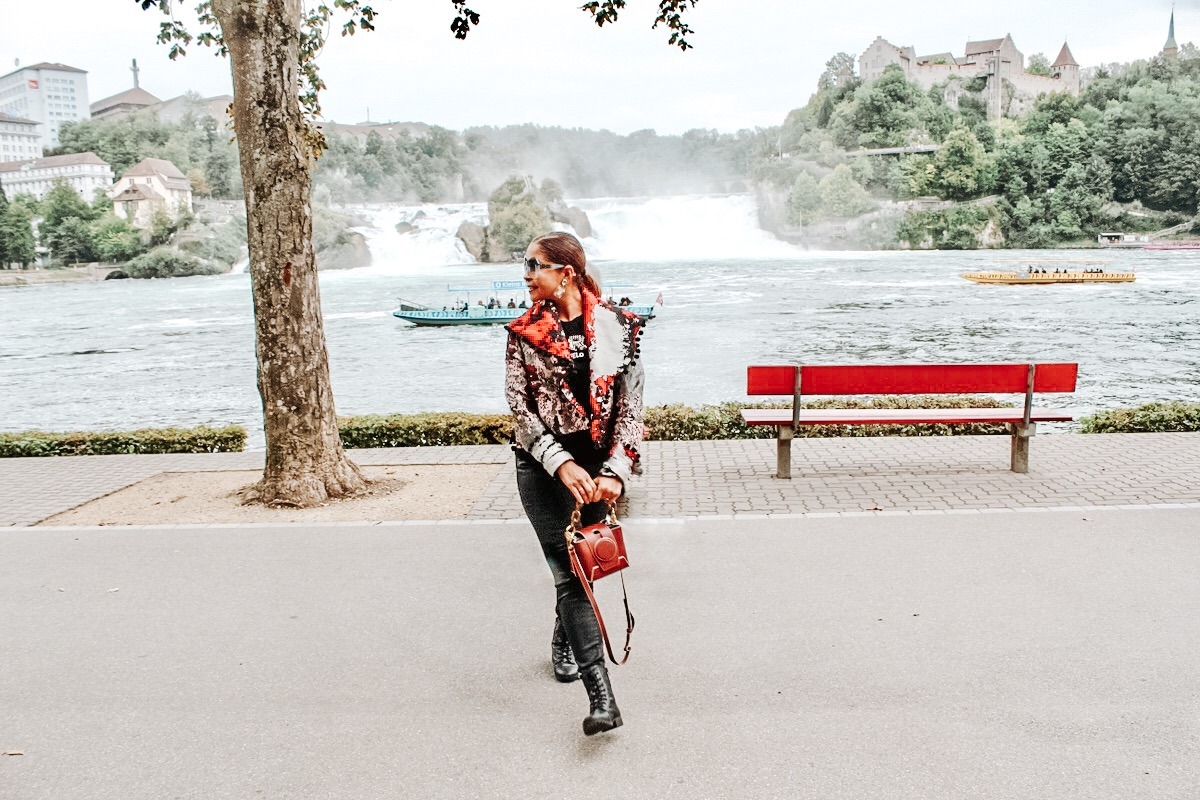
[{"xmin": 523, "ymin": 257, "xmax": 563, "ymax": 274}]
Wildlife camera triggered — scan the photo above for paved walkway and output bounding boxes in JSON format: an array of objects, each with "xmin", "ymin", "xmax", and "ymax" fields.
[
  {"xmin": 3, "ymin": 510, "xmax": 1199, "ymax": 798},
  {"xmin": 3, "ymin": 433, "xmax": 1198, "ymax": 527}
]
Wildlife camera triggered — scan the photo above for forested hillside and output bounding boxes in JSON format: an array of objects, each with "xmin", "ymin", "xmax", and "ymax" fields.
[
  {"xmin": 52, "ymin": 107, "xmax": 766, "ymax": 205},
  {"xmin": 757, "ymin": 48, "xmax": 1200, "ymax": 248}
]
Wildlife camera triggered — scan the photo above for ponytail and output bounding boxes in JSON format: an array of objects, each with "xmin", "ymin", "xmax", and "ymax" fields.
[{"xmin": 530, "ymin": 231, "xmax": 599, "ymax": 296}]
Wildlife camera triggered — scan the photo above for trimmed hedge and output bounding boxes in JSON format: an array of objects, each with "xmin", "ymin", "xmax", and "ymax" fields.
[
  {"xmin": 336, "ymin": 396, "xmax": 1013, "ymax": 449},
  {"xmin": 1, "ymin": 396, "xmax": 1031, "ymax": 457},
  {"xmin": 0, "ymin": 425, "xmax": 247, "ymax": 458},
  {"xmin": 643, "ymin": 397, "xmax": 1012, "ymax": 440},
  {"xmin": 1080, "ymin": 402, "xmax": 1200, "ymax": 434},
  {"xmin": 338, "ymin": 412, "xmax": 513, "ymax": 447}
]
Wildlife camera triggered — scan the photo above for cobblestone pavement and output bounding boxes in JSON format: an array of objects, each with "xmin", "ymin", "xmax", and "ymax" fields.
[{"xmin": 3, "ymin": 434, "xmax": 1198, "ymax": 527}]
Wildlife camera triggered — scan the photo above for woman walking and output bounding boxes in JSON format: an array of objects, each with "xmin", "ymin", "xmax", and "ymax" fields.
[{"xmin": 504, "ymin": 232, "xmax": 646, "ymax": 736}]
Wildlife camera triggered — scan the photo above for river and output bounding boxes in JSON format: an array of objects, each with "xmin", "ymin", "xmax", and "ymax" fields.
[{"xmin": 2, "ymin": 195, "xmax": 1197, "ymax": 448}]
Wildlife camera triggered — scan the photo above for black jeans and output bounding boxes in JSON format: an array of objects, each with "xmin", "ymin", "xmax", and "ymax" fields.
[{"xmin": 515, "ymin": 450, "xmax": 608, "ymax": 671}]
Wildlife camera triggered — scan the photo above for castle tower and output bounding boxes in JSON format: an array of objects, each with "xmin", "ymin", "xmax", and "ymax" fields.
[
  {"xmin": 1162, "ymin": 9, "xmax": 1179, "ymax": 60},
  {"xmin": 1051, "ymin": 41, "xmax": 1080, "ymax": 94}
]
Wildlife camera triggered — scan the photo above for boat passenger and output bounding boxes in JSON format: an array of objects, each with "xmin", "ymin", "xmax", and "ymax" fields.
[
  {"xmin": 506, "ymin": 230, "xmax": 646, "ymax": 737},
  {"xmin": 508, "ymin": 299, "xmax": 517, "ymax": 309}
]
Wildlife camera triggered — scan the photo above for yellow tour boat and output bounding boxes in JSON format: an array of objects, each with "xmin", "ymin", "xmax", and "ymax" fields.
[{"xmin": 962, "ymin": 259, "xmax": 1135, "ymax": 285}]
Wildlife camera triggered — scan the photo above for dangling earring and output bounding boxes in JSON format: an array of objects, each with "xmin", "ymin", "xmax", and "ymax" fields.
[{"xmin": 554, "ymin": 276, "xmax": 568, "ymax": 299}]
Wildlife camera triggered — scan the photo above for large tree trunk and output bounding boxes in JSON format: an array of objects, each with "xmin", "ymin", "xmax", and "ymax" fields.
[{"xmin": 213, "ymin": 0, "xmax": 367, "ymax": 506}]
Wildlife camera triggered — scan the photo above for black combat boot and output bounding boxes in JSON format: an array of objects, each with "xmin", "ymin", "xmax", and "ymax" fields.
[
  {"xmin": 552, "ymin": 618, "xmax": 580, "ymax": 683},
  {"xmin": 579, "ymin": 664, "xmax": 622, "ymax": 735}
]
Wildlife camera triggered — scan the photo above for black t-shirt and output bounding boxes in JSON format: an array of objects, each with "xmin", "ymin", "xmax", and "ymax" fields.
[{"xmin": 557, "ymin": 316, "xmax": 610, "ymax": 465}]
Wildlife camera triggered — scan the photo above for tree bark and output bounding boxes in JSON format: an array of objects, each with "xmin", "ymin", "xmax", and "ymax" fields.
[{"xmin": 213, "ymin": 0, "xmax": 367, "ymax": 506}]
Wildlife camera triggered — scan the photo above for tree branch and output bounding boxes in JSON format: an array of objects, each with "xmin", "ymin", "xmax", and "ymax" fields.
[{"xmin": 581, "ymin": 0, "xmax": 699, "ymax": 50}]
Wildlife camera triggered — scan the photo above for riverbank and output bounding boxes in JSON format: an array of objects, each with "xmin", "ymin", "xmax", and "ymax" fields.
[{"xmin": 0, "ymin": 266, "xmax": 115, "ymax": 287}]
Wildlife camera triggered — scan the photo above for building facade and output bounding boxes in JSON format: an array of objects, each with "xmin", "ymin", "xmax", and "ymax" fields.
[
  {"xmin": 110, "ymin": 157, "xmax": 194, "ymax": 228},
  {"xmin": 0, "ymin": 62, "xmax": 90, "ymax": 150},
  {"xmin": 90, "ymin": 87, "xmax": 162, "ymax": 120},
  {"xmin": 858, "ymin": 34, "xmax": 1079, "ymax": 118},
  {"xmin": 0, "ymin": 112, "xmax": 42, "ymax": 163},
  {"xmin": 0, "ymin": 152, "xmax": 113, "ymax": 201}
]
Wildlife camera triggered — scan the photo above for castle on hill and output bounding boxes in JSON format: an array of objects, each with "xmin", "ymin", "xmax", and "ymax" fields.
[
  {"xmin": 857, "ymin": 13, "xmax": 1182, "ymax": 118},
  {"xmin": 858, "ymin": 34, "xmax": 1079, "ymax": 118}
]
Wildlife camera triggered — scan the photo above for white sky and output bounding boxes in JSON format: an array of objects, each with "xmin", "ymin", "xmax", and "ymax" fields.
[{"xmin": 1, "ymin": 1, "xmax": 1193, "ymax": 135}]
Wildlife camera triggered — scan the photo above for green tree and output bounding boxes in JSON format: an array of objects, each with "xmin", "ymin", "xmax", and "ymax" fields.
[
  {"xmin": 818, "ymin": 52, "xmax": 857, "ymax": 90},
  {"xmin": 540, "ymin": 178, "xmax": 565, "ymax": 205},
  {"xmin": 47, "ymin": 217, "xmax": 97, "ymax": 264},
  {"xmin": 90, "ymin": 215, "xmax": 146, "ymax": 262},
  {"xmin": 0, "ymin": 184, "xmax": 8, "ymax": 268},
  {"xmin": 39, "ymin": 182, "xmax": 97, "ymax": 259},
  {"xmin": 0, "ymin": 203, "xmax": 37, "ymax": 268},
  {"xmin": 41, "ymin": 181, "xmax": 95, "ymax": 229},
  {"xmin": 56, "ymin": 105, "xmax": 242, "ymax": 199},
  {"xmin": 786, "ymin": 171, "xmax": 822, "ymax": 225},
  {"xmin": 487, "ymin": 176, "xmax": 551, "ymax": 255},
  {"xmin": 897, "ymin": 154, "xmax": 936, "ymax": 197},
  {"xmin": 929, "ymin": 126, "xmax": 995, "ymax": 199},
  {"xmin": 1027, "ymin": 53, "xmax": 1051, "ymax": 76},
  {"xmin": 139, "ymin": 0, "xmax": 702, "ymax": 507},
  {"xmin": 148, "ymin": 209, "xmax": 178, "ymax": 246},
  {"xmin": 842, "ymin": 65, "xmax": 924, "ymax": 148},
  {"xmin": 818, "ymin": 164, "xmax": 874, "ymax": 218}
]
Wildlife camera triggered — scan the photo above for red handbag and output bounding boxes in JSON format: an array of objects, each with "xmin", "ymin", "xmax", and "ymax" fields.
[{"xmin": 565, "ymin": 503, "xmax": 634, "ymax": 665}]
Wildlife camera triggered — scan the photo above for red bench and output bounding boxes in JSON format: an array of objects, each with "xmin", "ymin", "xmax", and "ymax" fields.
[{"xmin": 743, "ymin": 363, "xmax": 1078, "ymax": 478}]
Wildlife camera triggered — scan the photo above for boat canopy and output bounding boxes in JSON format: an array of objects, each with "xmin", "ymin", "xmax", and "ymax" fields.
[{"xmin": 445, "ymin": 280, "xmax": 526, "ymax": 292}]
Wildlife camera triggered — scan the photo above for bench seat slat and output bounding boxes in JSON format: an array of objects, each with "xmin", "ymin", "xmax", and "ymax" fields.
[{"xmin": 741, "ymin": 407, "xmax": 1074, "ymax": 426}]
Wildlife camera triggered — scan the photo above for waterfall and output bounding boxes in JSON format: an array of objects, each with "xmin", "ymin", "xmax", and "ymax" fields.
[
  {"xmin": 343, "ymin": 194, "xmax": 799, "ymax": 273},
  {"xmin": 578, "ymin": 194, "xmax": 800, "ymax": 261},
  {"xmin": 348, "ymin": 203, "xmax": 482, "ymax": 274}
]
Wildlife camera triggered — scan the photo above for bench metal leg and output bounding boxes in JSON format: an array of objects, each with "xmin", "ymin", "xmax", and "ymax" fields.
[
  {"xmin": 776, "ymin": 425, "xmax": 793, "ymax": 479},
  {"xmin": 1008, "ymin": 422, "xmax": 1036, "ymax": 473}
]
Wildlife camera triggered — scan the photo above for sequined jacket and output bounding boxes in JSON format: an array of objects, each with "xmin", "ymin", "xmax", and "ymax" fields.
[{"xmin": 504, "ymin": 289, "xmax": 646, "ymax": 486}]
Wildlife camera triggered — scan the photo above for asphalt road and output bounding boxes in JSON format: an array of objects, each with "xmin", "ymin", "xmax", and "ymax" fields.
[{"xmin": 3, "ymin": 510, "xmax": 1199, "ymax": 799}]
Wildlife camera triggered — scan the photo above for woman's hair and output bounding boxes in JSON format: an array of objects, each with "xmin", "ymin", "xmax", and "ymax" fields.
[{"xmin": 532, "ymin": 232, "xmax": 600, "ymax": 297}]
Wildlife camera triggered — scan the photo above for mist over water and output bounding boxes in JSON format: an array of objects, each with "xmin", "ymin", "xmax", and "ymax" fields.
[
  {"xmin": 346, "ymin": 194, "xmax": 799, "ymax": 273},
  {"xmin": 580, "ymin": 195, "xmax": 800, "ymax": 261},
  {"xmin": 2, "ymin": 195, "xmax": 1198, "ymax": 449}
]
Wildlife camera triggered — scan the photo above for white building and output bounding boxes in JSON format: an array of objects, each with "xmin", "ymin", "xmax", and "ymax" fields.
[
  {"xmin": 0, "ymin": 62, "xmax": 90, "ymax": 150},
  {"xmin": 0, "ymin": 111, "xmax": 42, "ymax": 163},
  {"xmin": 110, "ymin": 157, "xmax": 194, "ymax": 228},
  {"xmin": 0, "ymin": 152, "xmax": 113, "ymax": 201}
]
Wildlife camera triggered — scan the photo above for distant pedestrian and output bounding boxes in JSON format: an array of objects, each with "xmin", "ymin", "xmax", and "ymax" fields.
[{"xmin": 505, "ymin": 231, "xmax": 646, "ymax": 736}]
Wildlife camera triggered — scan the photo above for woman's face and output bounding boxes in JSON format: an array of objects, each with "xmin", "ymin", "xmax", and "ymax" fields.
[{"xmin": 523, "ymin": 244, "xmax": 572, "ymax": 305}]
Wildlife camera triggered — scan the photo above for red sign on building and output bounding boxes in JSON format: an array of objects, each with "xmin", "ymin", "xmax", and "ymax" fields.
[{"xmin": 28, "ymin": 79, "xmax": 39, "ymax": 90}]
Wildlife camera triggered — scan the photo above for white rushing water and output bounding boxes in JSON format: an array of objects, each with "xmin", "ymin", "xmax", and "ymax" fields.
[
  {"xmin": 348, "ymin": 203, "xmax": 483, "ymax": 274},
  {"xmin": 578, "ymin": 194, "xmax": 800, "ymax": 261},
  {"xmin": 344, "ymin": 194, "xmax": 800, "ymax": 272}
]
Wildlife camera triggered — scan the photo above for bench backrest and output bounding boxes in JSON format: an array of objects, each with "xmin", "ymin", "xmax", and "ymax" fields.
[{"xmin": 747, "ymin": 364, "xmax": 1078, "ymax": 396}]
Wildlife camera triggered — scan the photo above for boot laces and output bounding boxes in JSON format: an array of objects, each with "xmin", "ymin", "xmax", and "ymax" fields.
[{"xmin": 583, "ymin": 669, "xmax": 612, "ymax": 710}]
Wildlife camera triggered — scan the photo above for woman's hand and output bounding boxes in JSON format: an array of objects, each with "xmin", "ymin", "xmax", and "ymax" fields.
[
  {"xmin": 592, "ymin": 475, "xmax": 623, "ymax": 505},
  {"xmin": 556, "ymin": 460, "xmax": 597, "ymax": 506}
]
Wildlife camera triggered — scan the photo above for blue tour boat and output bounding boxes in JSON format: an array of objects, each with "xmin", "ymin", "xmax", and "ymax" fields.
[{"xmin": 393, "ymin": 281, "xmax": 659, "ymax": 327}]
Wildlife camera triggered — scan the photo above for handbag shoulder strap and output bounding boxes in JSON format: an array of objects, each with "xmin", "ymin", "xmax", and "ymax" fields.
[{"xmin": 568, "ymin": 542, "xmax": 634, "ymax": 665}]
